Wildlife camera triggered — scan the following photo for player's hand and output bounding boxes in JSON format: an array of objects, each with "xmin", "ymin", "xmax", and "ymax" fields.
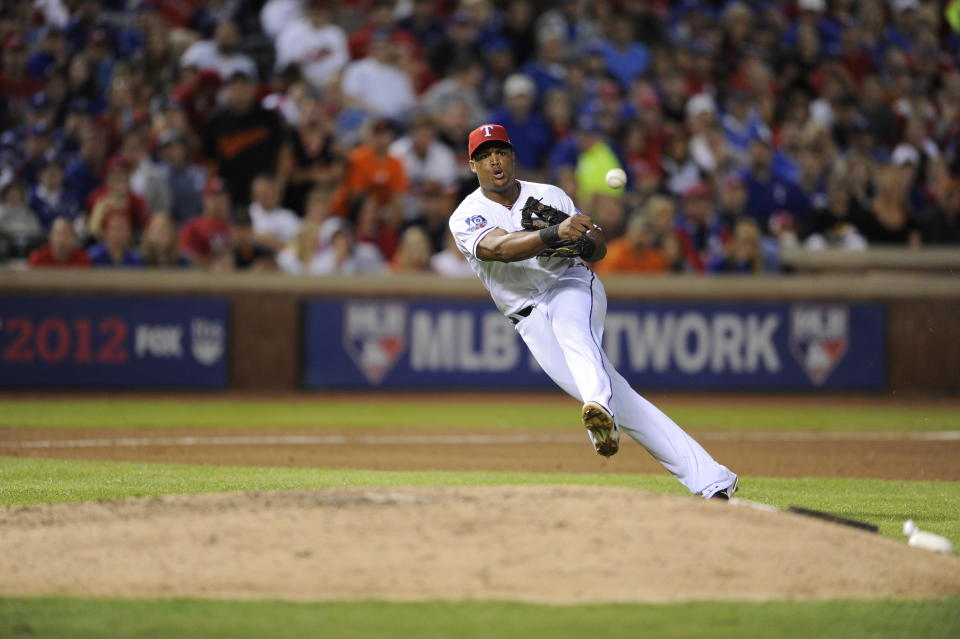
[{"xmin": 558, "ymin": 213, "xmax": 594, "ymax": 241}]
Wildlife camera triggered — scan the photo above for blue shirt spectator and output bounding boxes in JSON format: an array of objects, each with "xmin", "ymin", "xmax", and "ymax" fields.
[
  {"xmin": 490, "ymin": 74, "xmax": 553, "ymax": 172},
  {"xmin": 87, "ymin": 214, "xmax": 144, "ymax": 268},
  {"xmin": 595, "ymin": 23, "xmax": 650, "ymax": 91}
]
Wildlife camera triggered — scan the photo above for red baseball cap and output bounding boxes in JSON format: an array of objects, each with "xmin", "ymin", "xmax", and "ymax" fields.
[
  {"xmin": 468, "ymin": 124, "xmax": 512, "ymax": 158},
  {"xmin": 204, "ymin": 176, "xmax": 227, "ymax": 196}
]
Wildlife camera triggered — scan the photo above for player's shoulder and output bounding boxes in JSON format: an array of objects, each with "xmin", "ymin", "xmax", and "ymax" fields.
[
  {"xmin": 519, "ymin": 180, "xmax": 574, "ymax": 209},
  {"xmin": 449, "ymin": 188, "xmax": 497, "ymax": 232}
]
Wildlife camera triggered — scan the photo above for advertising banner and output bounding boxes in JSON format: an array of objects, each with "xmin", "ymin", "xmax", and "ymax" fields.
[
  {"xmin": 303, "ymin": 299, "xmax": 885, "ymax": 390},
  {"xmin": 0, "ymin": 296, "xmax": 229, "ymax": 388}
]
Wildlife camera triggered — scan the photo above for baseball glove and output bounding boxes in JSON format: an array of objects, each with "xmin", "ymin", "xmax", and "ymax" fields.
[{"xmin": 519, "ymin": 197, "xmax": 596, "ymax": 259}]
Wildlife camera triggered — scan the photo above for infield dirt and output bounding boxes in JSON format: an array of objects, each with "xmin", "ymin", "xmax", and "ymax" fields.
[{"xmin": 2, "ymin": 486, "xmax": 960, "ymax": 604}]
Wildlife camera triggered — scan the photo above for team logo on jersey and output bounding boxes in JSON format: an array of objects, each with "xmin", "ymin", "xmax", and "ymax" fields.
[
  {"xmin": 464, "ymin": 215, "xmax": 488, "ymax": 233},
  {"xmin": 789, "ymin": 305, "xmax": 849, "ymax": 385},
  {"xmin": 343, "ymin": 301, "xmax": 407, "ymax": 385},
  {"xmin": 190, "ymin": 318, "xmax": 225, "ymax": 366}
]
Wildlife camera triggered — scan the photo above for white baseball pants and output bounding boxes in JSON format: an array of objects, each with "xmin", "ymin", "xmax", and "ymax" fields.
[{"xmin": 513, "ymin": 265, "xmax": 737, "ymax": 497}]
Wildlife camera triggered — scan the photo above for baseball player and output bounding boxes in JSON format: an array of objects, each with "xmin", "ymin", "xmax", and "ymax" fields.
[{"xmin": 449, "ymin": 124, "xmax": 739, "ymax": 500}]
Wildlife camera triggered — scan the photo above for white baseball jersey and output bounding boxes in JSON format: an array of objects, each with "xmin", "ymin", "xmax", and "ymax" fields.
[
  {"xmin": 449, "ymin": 180, "xmax": 579, "ymax": 316},
  {"xmin": 449, "ymin": 179, "xmax": 738, "ymax": 498},
  {"xmin": 275, "ymin": 19, "xmax": 349, "ymax": 90}
]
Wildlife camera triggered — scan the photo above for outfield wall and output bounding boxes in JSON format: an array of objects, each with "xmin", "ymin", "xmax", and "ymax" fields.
[{"xmin": 0, "ymin": 270, "xmax": 957, "ymax": 394}]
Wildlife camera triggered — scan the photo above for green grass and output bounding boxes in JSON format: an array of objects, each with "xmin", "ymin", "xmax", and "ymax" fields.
[
  {"xmin": 2, "ymin": 397, "xmax": 957, "ymax": 637},
  {"xmin": 1, "ymin": 597, "xmax": 958, "ymax": 639},
  {"xmin": 2, "ymin": 456, "xmax": 958, "ymax": 544},
  {"xmin": 0, "ymin": 398, "xmax": 957, "ymax": 431}
]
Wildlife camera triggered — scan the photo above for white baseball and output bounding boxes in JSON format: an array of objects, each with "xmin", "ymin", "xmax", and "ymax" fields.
[{"xmin": 605, "ymin": 168, "xmax": 626, "ymax": 189}]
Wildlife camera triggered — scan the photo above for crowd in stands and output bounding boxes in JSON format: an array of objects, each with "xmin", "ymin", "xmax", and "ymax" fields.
[{"xmin": 1, "ymin": 0, "xmax": 958, "ymax": 277}]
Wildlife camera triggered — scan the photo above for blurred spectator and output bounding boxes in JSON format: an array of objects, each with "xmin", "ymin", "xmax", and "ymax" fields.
[
  {"xmin": 87, "ymin": 156, "xmax": 151, "ymax": 239},
  {"xmin": 171, "ymin": 68, "xmax": 222, "ymax": 133},
  {"xmin": 354, "ymin": 194, "xmax": 400, "ymax": 261},
  {"xmin": 519, "ymin": 25, "xmax": 567, "ymax": 99},
  {"xmin": 65, "ymin": 127, "xmax": 107, "ymax": 209},
  {"xmin": 422, "ymin": 55, "xmax": 488, "ymax": 128},
  {"xmin": 390, "ymin": 225, "xmax": 433, "ymax": 274},
  {"xmin": 277, "ymin": 222, "xmax": 322, "ymax": 275},
  {"xmin": 340, "ymin": 32, "xmax": 416, "ymax": 121},
  {"xmin": 17, "ymin": 122, "xmax": 55, "ymax": 187},
  {"xmin": 29, "ymin": 158, "xmax": 80, "ymax": 231},
  {"xmin": 157, "ymin": 131, "xmax": 205, "ymax": 223},
  {"xmin": 0, "ymin": 0, "xmax": 955, "ymax": 278},
  {"xmin": 573, "ymin": 120, "xmax": 622, "ymax": 205},
  {"xmin": 0, "ymin": 178, "xmax": 44, "ymax": 260},
  {"xmin": 389, "ymin": 114, "xmax": 457, "ymax": 220},
  {"xmin": 740, "ymin": 138, "xmax": 811, "ymax": 234},
  {"xmin": 594, "ymin": 213, "xmax": 667, "ymax": 275},
  {"xmin": 720, "ymin": 90, "xmax": 771, "ymax": 165},
  {"xmin": 854, "ymin": 164, "xmax": 922, "ymax": 246},
  {"xmin": 348, "ymin": 0, "xmax": 417, "ymax": 61},
  {"xmin": 313, "ymin": 217, "xmax": 385, "ymax": 275},
  {"xmin": 274, "ymin": 0, "xmax": 349, "ymax": 92},
  {"xmin": 202, "ymin": 68, "xmax": 291, "ymax": 207},
  {"xmin": 331, "ymin": 118, "xmax": 407, "ymax": 229},
  {"xmin": 1, "ymin": 33, "xmax": 43, "ymax": 108},
  {"xmin": 595, "ymin": 12, "xmax": 650, "ymax": 91},
  {"xmin": 397, "ymin": 0, "xmax": 447, "ymax": 62},
  {"xmin": 87, "ymin": 212, "xmax": 144, "ymax": 267},
  {"xmin": 27, "ymin": 26, "xmax": 68, "ymax": 82},
  {"xmin": 662, "ymin": 128, "xmax": 703, "ymax": 198},
  {"xmin": 122, "ymin": 121, "xmax": 172, "ymax": 216},
  {"xmin": 428, "ymin": 11, "xmax": 482, "ymax": 78},
  {"xmin": 431, "ymin": 231, "xmax": 474, "ymax": 277},
  {"xmin": 534, "ymin": 0, "xmax": 600, "ymax": 57},
  {"xmin": 407, "ymin": 179, "xmax": 457, "ymax": 253},
  {"xmin": 232, "ymin": 211, "xmax": 276, "ymax": 272},
  {"xmin": 178, "ymin": 176, "xmax": 233, "ymax": 268},
  {"xmin": 488, "ymin": 74, "xmax": 550, "ymax": 178},
  {"xmin": 179, "ymin": 21, "xmax": 257, "ymax": 83},
  {"xmin": 285, "ymin": 91, "xmax": 342, "ymax": 214},
  {"xmin": 804, "ymin": 172, "xmax": 868, "ymax": 251},
  {"xmin": 676, "ymin": 182, "xmax": 728, "ymax": 273},
  {"xmin": 27, "ymin": 216, "xmax": 91, "ymax": 269},
  {"xmin": 249, "ymin": 173, "xmax": 301, "ymax": 250},
  {"xmin": 708, "ymin": 218, "xmax": 770, "ymax": 275},
  {"xmin": 140, "ymin": 212, "xmax": 188, "ymax": 268},
  {"xmin": 302, "ymin": 185, "xmax": 333, "ymax": 227}
]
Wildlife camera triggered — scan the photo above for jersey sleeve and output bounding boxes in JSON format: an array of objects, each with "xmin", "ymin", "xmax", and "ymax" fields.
[
  {"xmin": 449, "ymin": 207, "xmax": 497, "ymax": 259},
  {"xmin": 551, "ymin": 186, "xmax": 579, "ymax": 217}
]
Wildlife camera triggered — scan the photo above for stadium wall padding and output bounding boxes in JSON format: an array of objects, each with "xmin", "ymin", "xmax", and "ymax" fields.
[{"xmin": 1, "ymin": 271, "xmax": 957, "ymax": 394}]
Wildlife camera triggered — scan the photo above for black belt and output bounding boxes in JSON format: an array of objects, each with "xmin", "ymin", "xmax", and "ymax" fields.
[{"xmin": 510, "ymin": 305, "xmax": 534, "ymax": 325}]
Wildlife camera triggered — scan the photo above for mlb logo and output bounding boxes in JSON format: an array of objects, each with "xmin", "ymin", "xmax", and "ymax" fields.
[
  {"xmin": 343, "ymin": 302, "xmax": 407, "ymax": 384},
  {"xmin": 789, "ymin": 305, "xmax": 849, "ymax": 385}
]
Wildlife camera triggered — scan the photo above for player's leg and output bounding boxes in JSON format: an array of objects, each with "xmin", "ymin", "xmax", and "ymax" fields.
[
  {"xmin": 548, "ymin": 268, "xmax": 737, "ymax": 497},
  {"xmin": 605, "ymin": 366, "xmax": 738, "ymax": 497},
  {"xmin": 539, "ymin": 267, "xmax": 615, "ymax": 417},
  {"xmin": 513, "ymin": 307, "xmax": 582, "ymax": 400},
  {"xmin": 514, "ymin": 305, "xmax": 618, "ymax": 456}
]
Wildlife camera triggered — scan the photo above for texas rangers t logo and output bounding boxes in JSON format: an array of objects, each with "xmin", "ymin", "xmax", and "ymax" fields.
[{"xmin": 479, "ymin": 125, "xmax": 495, "ymax": 137}]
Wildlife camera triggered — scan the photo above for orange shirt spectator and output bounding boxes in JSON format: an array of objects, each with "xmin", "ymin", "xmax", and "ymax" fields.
[
  {"xmin": 330, "ymin": 119, "xmax": 407, "ymax": 224},
  {"xmin": 27, "ymin": 218, "xmax": 91, "ymax": 268},
  {"xmin": 594, "ymin": 215, "xmax": 668, "ymax": 275}
]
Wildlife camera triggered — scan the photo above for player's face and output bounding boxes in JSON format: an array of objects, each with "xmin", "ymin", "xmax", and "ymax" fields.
[{"xmin": 469, "ymin": 144, "xmax": 515, "ymax": 193}]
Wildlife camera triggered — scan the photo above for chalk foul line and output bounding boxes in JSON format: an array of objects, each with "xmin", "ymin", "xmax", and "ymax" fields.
[{"xmin": 1, "ymin": 431, "xmax": 959, "ymax": 449}]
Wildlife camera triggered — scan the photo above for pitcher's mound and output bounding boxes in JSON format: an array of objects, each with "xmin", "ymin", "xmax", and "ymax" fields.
[{"xmin": 2, "ymin": 486, "xmax": 958, "ymax": 604}]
